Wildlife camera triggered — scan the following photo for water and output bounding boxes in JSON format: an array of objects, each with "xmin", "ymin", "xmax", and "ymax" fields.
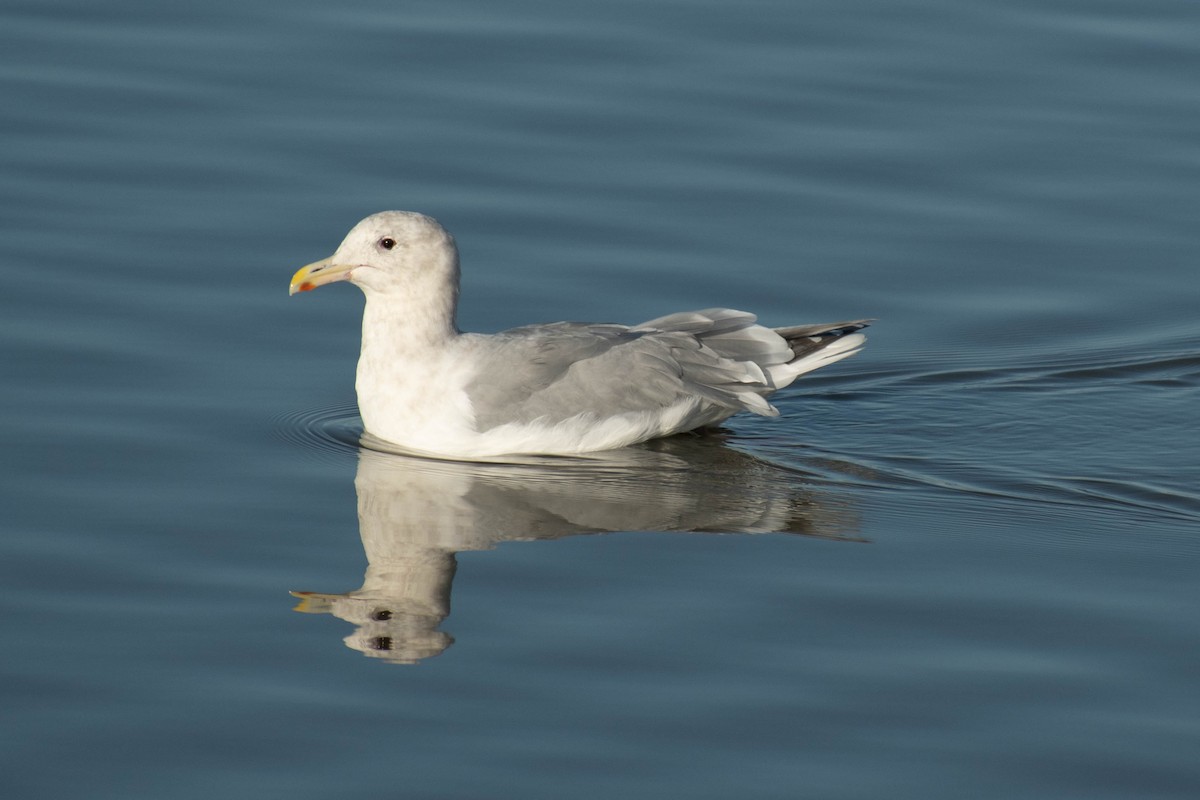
[{"xmin": 2, "ymin": 0, "xmax": 1198, "ymax": 797}]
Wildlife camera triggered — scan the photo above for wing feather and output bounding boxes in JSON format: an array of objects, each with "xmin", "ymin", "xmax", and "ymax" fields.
[{"xmin": 462, "ymin": 310, "xmax": 867, "ymax": 433}]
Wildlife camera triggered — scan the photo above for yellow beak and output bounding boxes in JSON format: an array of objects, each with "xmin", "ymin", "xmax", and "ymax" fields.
[
  {"xmin": 289, "ymin": 257, "xmax": 356, "ymax": 296},
  {"xmin": 289, "ymin": 590, "xmax": 338, "ymax": 613}
]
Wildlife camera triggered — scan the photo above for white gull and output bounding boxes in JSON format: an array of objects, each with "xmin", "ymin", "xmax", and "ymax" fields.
[{"xmin": 290, "ymin": 211, "xmax": 868, "ymax": 459}]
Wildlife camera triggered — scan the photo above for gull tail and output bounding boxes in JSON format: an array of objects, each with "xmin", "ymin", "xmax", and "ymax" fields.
[{"xmin": 770, "ymin": 319, "xmax": 871, "ymax": 386}]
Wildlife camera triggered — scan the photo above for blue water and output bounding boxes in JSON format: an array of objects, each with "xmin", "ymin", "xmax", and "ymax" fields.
[{"xmin": 2, "ymin": 1, "xmax": 1198, "ymax": 797}]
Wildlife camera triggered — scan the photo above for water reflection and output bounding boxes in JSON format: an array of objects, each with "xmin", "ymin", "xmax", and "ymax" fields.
[{"xmin": 292, "ymin": 436, "xmax": 862, "ymax": 664}]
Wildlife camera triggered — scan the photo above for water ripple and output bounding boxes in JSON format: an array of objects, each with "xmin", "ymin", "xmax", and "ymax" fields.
[
  {"xmin": 272, "ymin": 403, "xmax": 362, "ymax": 461},
  {"xmin": 762, "ymin": 331, "xmax": 1200, "ymax": 538},
  {"xmin": 844, "ymin": 332, "xmax": 1200, "ymax": 394}
]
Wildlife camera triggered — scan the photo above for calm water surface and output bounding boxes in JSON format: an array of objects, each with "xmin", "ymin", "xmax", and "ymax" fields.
[{"xmin": 2, "ymin": 1, "xmax": 1198, "ymax": 798}]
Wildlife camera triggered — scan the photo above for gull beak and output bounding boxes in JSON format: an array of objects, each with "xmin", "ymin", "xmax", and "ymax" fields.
[
  {"xmin": 289, "ymin": 257, "xmax": 355, "ymax": 295},
  {"xmin": 289, "ymin": 590, "xmax": 337, "ymax": 613}
]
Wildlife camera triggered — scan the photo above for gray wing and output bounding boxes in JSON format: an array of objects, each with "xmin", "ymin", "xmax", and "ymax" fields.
[{"xmin": 464, "ymin": 310, "xmax": 786, "ymax": 431}]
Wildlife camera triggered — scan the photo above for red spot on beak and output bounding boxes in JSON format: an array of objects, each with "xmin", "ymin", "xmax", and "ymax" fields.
[{"xmin": 298, "ymin": 282, "xmax": 315, "ymax": 292}]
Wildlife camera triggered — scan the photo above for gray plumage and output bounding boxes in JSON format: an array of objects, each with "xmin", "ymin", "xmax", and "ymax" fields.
[{"xmin": 464, "ymin": 309, "xmax": 870, "ymax": 431}]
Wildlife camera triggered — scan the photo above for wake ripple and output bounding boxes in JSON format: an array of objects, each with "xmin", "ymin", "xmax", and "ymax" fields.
[{"xmin": 272, "ymin": 403, "xmax": 363, "ymax": 461}]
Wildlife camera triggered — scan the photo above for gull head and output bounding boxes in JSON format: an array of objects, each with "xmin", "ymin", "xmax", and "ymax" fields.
[{"xmin": 290, "ymin": 211, "xmax": 459, "ymax": 298}]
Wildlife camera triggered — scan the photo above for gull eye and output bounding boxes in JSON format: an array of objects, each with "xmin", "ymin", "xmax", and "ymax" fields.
[{"xmin": 379, "ymin": 237, "xmax": 396, "ymax": 250}]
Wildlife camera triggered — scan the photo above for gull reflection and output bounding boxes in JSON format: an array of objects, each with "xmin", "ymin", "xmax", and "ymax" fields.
[{"xmin": 292, "ymin": 435, "xmax": 861, "ymax": 664}]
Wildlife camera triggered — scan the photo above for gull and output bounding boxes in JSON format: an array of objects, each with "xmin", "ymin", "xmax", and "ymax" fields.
[{"xmin": 290, "ymin": 211, "xmax": 868, "ymax": 459}]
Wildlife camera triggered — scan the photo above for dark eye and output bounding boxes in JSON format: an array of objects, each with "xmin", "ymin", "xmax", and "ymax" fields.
[
  {"xmin": 371, "ymin": 609, "xmax": 392, "ymax": 621},
  {"xmin": 379, "ymin": 237, "xmax": 396, "ymax": 250}
]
